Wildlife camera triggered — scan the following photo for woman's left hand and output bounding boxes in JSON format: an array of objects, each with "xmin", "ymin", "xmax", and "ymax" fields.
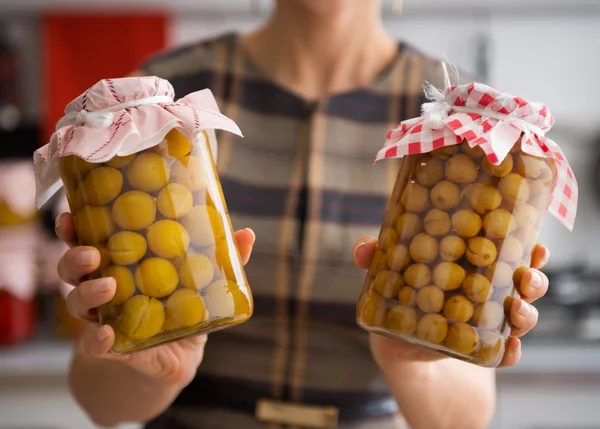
[{"xmin": 353, "ymin": 236, "xmax": 550, "ymax": 368}]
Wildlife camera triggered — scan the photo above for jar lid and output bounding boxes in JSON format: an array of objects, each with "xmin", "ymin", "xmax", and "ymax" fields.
[
  {"xmin": 376, "ymin": 62, "xmax": 578, "ymax": 232},
  {"xmin": 33, "ymin": 76, "xmax": 243, "ymax": 209}
]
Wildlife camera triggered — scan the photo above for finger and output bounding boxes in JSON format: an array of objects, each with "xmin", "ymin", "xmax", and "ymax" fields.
[
  {"xmin": 498, "ymin": 337, "xmax": 521, "ymax": 367},
  {"xmin": 81, "ymin": 324, "xmax": 118, "ymax": 358},
  {"xmin": 66, "ymin": 278, "xmax": 116, "ymax": 321},
  {"xmin": 57, "ymin": 246, "xmax": 101, "ymax": 286},
  {"xmin": 234, "ymin": 228, "xmax": 256, "ymax": 265},
  {"xmin": 182, "ymin": 333, "xmax": 208, "ymax": 348},
  {"xmin": 508, "ymin": 299, "xmax": 539, "ymax": 337},
  {"xmin": 55, "ymin": 213, "xmax": 78, "ymax": 248},
  {"xmin": 530, "ymin": 244, "xmax": 549, "ymax": 270},
  {"xmin": 518, "ymin": 268, "xmax": 549, "ymax": 303},
  {"xmin": 353, "ymin": 236, "xmax": 378, "ymax": 270}
]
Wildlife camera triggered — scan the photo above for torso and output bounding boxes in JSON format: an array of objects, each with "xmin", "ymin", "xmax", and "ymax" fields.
[{"xmin": 141, "ymin": 33, "xmax": 445, "ymax": 429}]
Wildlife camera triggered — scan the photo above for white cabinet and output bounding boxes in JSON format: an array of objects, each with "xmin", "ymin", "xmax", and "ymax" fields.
[
  {"xmin": 0, "ymin": 341, "xmax": 142, "ymax": 429},
  {"xmin": 0, "ymin": 376, "xmax": 142, "ymax": 429},
  {"xmin": 490, "ymin": 375, "xmax": 600, "ymax": 429},
  {"xmin": 0, "ymin": 376, "xmax": 140, "ymax": 429},
  {"xmin": 487, "ymin": 344, "xmax": 600, "ymax": 429},
  {"xmin": 488, "ymin": 15, "xmax": 600, "ymax": 130}
]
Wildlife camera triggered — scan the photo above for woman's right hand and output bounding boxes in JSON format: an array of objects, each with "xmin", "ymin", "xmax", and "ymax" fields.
[{"xmin": 56, "ymin": 212, "xmax": 256, "ymax": 385}]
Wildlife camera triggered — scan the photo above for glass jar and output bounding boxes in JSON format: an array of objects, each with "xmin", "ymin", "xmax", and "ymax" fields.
[
  {"xmin": 35, "ymin": 77, "xmax": 253, "ymax": 354},
  {"xmin": 356, "ymin": 69, "xmax": 578, "ymax": 368},
  {"xmin": 60, "ymin": 128, "xmax": 252, "ymax": 354},
  {"xmin": 357, "ymin": 139, "xmax": 557, "ymax": 367}
]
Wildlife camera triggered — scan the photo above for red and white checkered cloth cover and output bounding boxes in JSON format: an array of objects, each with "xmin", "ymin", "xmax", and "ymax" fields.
[
  {"xmin": 375, "ymin": 67, "xmax": 578, "ymax": 231},
  {"xmin": 34, "ymin": 76, "xmax": 243, "ymax": 209}
]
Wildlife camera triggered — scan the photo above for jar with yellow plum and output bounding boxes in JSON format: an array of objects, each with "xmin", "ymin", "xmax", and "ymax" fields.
[
  {"xmin": 33, "ymin": 77, "xmax": 253, "ymax": 354},
  {"xmin": 356, "ymin": 69, "xmax": 579, "ymax": 367}
]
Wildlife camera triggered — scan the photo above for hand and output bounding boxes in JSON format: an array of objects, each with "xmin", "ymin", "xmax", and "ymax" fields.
[
  {"xmin": 56, "ymin": 212, "xmax": 255, "ymax": 385},
  {"xmin": 353, "ymin": 236, "xmax": 550, "ymax": 368}
]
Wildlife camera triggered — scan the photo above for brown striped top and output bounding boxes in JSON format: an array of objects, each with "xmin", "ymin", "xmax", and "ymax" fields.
[{"xmin": 140, "ymin": 32, "xmax": 451, "ymax": 429}]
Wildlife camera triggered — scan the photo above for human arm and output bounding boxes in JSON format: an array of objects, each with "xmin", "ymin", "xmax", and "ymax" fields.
[
  {"xmin": 56, "ymin": 212, "xmax": 255, "ymax": 427},
  {"xmin": 69, "ymin": 331, "xmax": 205, "ymax": 427}
]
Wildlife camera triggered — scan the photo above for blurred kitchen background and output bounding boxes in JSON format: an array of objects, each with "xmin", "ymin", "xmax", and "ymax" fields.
[{"xmin": 0, "ymin": 0, "xmax": 599, "ymax": 428}]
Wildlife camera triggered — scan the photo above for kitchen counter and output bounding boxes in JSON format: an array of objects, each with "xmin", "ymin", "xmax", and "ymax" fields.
[
  {"xmin": 1, "ymin": 337, "xmax": 598, "ymax": 429},
  {"xmin": 1, "ymin": 337, "xmax": 599, "ymax": 378},
  {"xmin": 0, "ymin": 336, "xmax": 142, "ymax": 429},
  {"xmin": 0, "ymin": 338, "xmax": 74, "ymax": 378}
]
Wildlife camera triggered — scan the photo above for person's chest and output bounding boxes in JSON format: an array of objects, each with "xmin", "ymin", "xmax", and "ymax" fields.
[{"xmin": 214, "ymin": 97, "xmax": 398, "ymax": 263}]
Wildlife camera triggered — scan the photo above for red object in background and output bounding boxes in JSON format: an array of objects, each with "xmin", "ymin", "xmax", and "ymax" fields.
[
  {"xmin": 0, "ymin": 220, "xmax": 42, "ymax": 348},
  {"xmin": 0, "ymin": 291, "xmax": 36, "ymax": 346},
  {"xmin": 0, "ymin": 127, "xmax": 42, "ymax": 348},
  {"xmin": 41, "ymin": 12, "xmax": 168, "ymax": 143}
]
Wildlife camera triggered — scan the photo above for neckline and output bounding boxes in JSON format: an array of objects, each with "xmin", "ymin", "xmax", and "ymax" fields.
[{"xmin": 229, "ymin": 32, "xmax": 406, "ymax": 105}]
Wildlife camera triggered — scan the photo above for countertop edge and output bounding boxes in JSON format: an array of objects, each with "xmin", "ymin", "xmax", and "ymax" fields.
[{"xmin": 0, "ymin": 340, "xmax": 599, "ymax": 378}]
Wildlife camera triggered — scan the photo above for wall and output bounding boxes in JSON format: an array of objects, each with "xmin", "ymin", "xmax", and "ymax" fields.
[
  {"xmin": 174, "ymin": 9, "xmax": 600, "ymax": 269},
  {"xmin": 5, "ymin": 7, "xmax": 600, "ymax": 269}
]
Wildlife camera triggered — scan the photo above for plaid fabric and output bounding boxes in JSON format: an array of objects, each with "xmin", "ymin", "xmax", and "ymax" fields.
[
  {"xmin": 376, "ymin": 77, "xmax": 578, "ymax": 232},
  {"xmin": 140, "ymin": 33, "xmax": 450, "ymax": 429}
]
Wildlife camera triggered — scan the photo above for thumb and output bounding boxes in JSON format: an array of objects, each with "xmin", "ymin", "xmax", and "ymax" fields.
[{"xmin": 353, "ymin": 236, "xmax": 378, "ymax": 270}]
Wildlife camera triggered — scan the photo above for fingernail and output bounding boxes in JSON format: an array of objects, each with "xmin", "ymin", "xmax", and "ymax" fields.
[
  {"xmin": 93, "ymin": 278, "xmax": 114, "ymax": 293},
  {"xmin": 78, "ymin": 250, "xmax": 97, "ymax": 266},
  {"xmin": 97, "ymin": 325, "xmax": 110, "ymax": 341},
  {"xmin": 529, "ymin": 271, "xmax": 542, "ymax": 288},
  {"xmin": 55, "ymin": 215, "xmax": 62, "ymax": 230},
  {"xmin": 245, "ymin": 228, "xmax": 256, "ymax": 241},
  {"xmin": 543, "ymin": 249, "xmax": 550, "ymax": 264},
  {"xmin": 353, "ymin": 240, "xmax": 368, "ymax": 258},
  {"xmin": 517, "ymin": 300, "xmax": 531, "ymax": 317}
]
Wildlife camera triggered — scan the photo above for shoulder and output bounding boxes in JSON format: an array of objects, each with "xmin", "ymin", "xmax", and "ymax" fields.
[{"xmin": 138, "ymin": 32, "xmax": 237, "ymax": 80}]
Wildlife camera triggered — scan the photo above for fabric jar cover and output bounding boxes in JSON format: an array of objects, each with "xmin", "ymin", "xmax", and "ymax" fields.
[
  {"xmin": 0, "ymin": 161, "xmax": 37, "ymax": 218},
  {"xmin": 375, "ymin": 62, "xmax": 578, "ymax": 231},
  {"xmin": 33, "ymin": 76, "xmax": 243, "ymax": 208}
]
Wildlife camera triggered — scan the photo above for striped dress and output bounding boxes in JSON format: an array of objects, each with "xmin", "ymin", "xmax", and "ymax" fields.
[{"xmin": 140, "ymin": 32, "xmax": 449, "ymax": 429}]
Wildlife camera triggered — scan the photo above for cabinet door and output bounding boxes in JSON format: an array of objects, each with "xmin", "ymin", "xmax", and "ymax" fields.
[
  {"xmin": 494, "ymin": 375, "xmax": 600, "ymax": 429},
  {"xmin": 0, "ymin": 377, "xmax": 142, "ymax": 429},
  {"xmin": 488, "ymin": 15, "xmax": 600, "ymax": 127}
]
